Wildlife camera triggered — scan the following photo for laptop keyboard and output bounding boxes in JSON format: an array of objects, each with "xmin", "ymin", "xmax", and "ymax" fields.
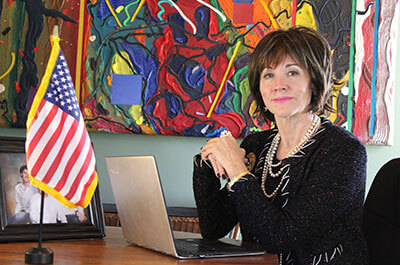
[{"xmin": 175, "ymin": 239, "xmax": 225, "ymax": 257}]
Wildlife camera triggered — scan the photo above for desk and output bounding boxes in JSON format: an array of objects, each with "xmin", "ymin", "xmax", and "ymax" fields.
[{"xmin": 0, "ymin": 227, "xmax": 278, "ymax": 264}]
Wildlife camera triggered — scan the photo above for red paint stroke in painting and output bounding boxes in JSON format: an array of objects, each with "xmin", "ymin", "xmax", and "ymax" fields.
[
  {"xmin": 15, "ymin": 81, "xmax": 21, "ymax": 92},
  {"xmin": 34, "ymin": 45, "xmax": 40, "ymax": 53},
  {"xmin": 337, "ymin": 113, "xmax": 345, "ymax": 125},
  {"xmin": 63, "ymin": 9, "xmax": 72, "ymax": 27}
]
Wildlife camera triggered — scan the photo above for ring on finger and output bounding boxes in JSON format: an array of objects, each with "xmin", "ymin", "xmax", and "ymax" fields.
[{"xmin": 219, "ymin": 130, "xmax": 232, "ymax": 137}]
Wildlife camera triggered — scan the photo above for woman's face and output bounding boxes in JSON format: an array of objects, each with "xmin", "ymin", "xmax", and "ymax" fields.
[{"xmin": 259, "ymin": 56, "xmax": 312, "ymax": 121}]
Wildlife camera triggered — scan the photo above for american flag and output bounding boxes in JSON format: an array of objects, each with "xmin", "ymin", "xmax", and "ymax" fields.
[{"xmin": 26, "ymin": 37, "xmax": 97, "ymax": 209}]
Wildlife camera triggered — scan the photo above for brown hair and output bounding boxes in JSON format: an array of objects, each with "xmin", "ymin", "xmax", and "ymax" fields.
[
  {"xmin": 248, "ymin": 26, "xmax": 337, "ymax": 121},
  {"xmin": 19, "ymin": 165, "xmax": 27, "ymax": 175}
]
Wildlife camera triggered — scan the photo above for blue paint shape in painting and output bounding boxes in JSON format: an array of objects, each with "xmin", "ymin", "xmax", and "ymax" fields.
[
  {"xmin": 233, "ymin": 0, "xmax": 254, "ymax": 4},
  {"xmin": 111, "ymin": 74, "xmax": 142, "ymax": 105}
]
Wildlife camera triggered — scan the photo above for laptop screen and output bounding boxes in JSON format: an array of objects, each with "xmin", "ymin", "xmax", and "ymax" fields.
[{"xmin": 106, "ymin": 155, "xmax": 177, "ymax": 254}]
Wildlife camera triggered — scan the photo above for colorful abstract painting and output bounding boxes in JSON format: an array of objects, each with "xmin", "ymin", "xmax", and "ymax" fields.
[
  {"xmin": 0, "ymin": 0, "xmax": 398, "ymax": 145},
  {"xmin": 0, "ymin": 0, "xmax": 80, "ymax": 128},
  {"xmin": 353, "ymin": 0, "xmax": 398, "ymax": 145}
]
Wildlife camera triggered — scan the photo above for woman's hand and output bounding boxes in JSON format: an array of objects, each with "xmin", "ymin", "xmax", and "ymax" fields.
[
  {"xmin": 201, "ymin": 135, "xmax": 248, "ymax": 180},
  {"xmin": 203, "ymin": 153, "xmax": 228, "ymax": 179}
]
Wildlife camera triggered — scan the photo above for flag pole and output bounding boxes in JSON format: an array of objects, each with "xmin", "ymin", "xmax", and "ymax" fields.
[
  {"xmin": 25, "ymin": 192, "xmax": 54, "ymax": 264},
  {"xmin": 25, "ymin": 25, "xmax": 59, "ymax": 265},
  {"xmin": 38, "ymin": 192, "xmax": 45, "ymax": 248}
]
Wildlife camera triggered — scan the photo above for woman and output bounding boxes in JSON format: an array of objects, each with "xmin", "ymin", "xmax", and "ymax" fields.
[{"xmin": 193, "ymin": 27, "xmax": 368, "ymax": 264}]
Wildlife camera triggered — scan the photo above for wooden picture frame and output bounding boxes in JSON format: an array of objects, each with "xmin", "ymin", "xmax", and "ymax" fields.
[{"xmin": 0, "ymin": 136, "xmax": 105, "ymax": 242}]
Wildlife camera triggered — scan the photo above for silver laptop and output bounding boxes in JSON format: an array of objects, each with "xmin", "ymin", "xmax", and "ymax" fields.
[{"xmin": 105, "ymin": 155, "xmax": 265, "ymax": 259}]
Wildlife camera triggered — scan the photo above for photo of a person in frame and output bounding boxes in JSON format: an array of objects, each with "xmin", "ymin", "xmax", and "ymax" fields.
[
  {"xmin": 1, "ymin": 153, "xmax": 90, "ymax": 225},
  {"xmin": 8, "ymin": 165, "xmax": 38, "ymax": 224}
]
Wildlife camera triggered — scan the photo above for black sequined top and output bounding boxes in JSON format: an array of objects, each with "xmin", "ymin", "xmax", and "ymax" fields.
[{"xmin": 193, "ymin": 118, "xmax": 369, "ymax": 264}]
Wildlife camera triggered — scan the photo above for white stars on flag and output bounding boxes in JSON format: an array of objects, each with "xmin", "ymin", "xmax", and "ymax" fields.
[{"xmin": 44, "ymin": 54, "xmax": 80, "ymax": 120}]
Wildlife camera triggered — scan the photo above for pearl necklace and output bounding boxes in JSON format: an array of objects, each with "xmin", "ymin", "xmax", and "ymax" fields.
[{"xmin": 261, "ymin": 115, "xmax": 321, "ymax": 198}]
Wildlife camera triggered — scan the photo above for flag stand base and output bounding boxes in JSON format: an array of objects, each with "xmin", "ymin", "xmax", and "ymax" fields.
[{"xmin": 25, "ymin": 246, "xmax": 54, "ymax": 264}]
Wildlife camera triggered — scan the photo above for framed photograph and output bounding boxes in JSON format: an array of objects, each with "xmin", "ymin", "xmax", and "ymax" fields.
[{"xmin": 0, "ymin": 136, "xmax": 105, "ymax": 242}]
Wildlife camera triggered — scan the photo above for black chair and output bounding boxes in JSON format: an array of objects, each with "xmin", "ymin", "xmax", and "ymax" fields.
[{"xmin": 362, "ymin": 158, "xmax": 400, "ymax": 265}]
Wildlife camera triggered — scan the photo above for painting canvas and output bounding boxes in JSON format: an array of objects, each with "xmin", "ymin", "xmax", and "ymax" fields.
[
  {"xmin": 80, "ymin": 0, "xmax": 398, "ymax": 144},
  {"xmin": 0, "ymin": 0, "xmax": 80, "ymax": 128},
  {"xmin": 352, "ymin": 0, "xmax": 398, "ymax": 145},
  {"xmin": 0, "ymin": 0, "xmax": 398, "ymax": 145}
]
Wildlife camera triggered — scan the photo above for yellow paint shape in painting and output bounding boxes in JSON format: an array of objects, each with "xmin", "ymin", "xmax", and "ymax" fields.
[
  {"xmin": 326, "ymin": 89, "xmax": 340, "ymax": 122},
  {"xmin": 249, "ymin": 100, "xmax": 258, "ymax": 117},
  {"xmin": 107, "ymin": 75, "xmax": 112, "ymax": 86},
  {"xmin": 270, "ymin": 0, "xmax": 291, "ymax": 13},
  {"xmin": 326, "ymin": 71, "xmax": 349, "ymax": 123},
  {"xmin": 130, "ymin": 105, "xmax": 157, "ymax": 136},
  {"xmin": 116, "ymin": 6, "xmax": 124, "ymax": 13},
  {"xmin": 129, "ymin": 105, "xmax": 144, "ymax": 125},
  {"xmin": 0, "ymin": 52, "xmax": 15, "ymax": 81},
  {"xmin": 112, "ymin": 51, "xmax": 134, "ymax": 74},
  {"xmin": 295, "ymin": 3, "xmax": 316, "ymax": 29},
  {"xmin": 84, "ymin": 108, "xmax": 93, "ymax": 117},
  {"xmin": 270, "ymin": 0, "xmax": 291, "ymax": 28}
]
